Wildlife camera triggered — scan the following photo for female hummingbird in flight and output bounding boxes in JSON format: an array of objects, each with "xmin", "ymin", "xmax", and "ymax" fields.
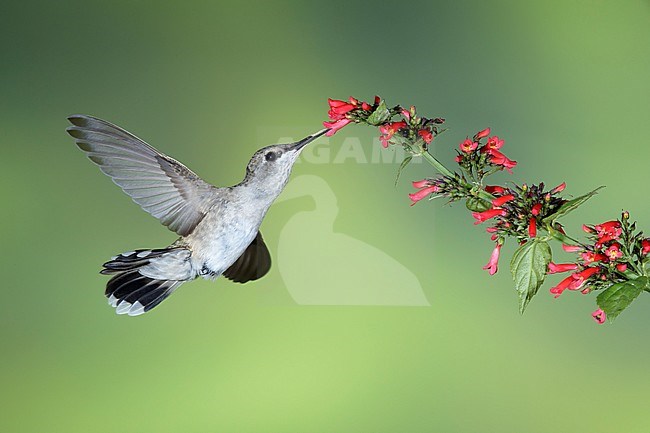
[{"xmin": 67, "ymin": 115, "xmax": 328, "ymax": 316}]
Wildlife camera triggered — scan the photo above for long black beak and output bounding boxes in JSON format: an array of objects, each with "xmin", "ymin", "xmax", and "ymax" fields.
[{"xmin": 289, "ymin": 128, "xmax": 330, "ymax": 151}]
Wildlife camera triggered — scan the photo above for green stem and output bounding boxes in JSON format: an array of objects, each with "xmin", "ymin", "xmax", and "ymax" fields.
[{"xmin": 420, "ymin": 150, "xmax": 494, "ymax": 202}]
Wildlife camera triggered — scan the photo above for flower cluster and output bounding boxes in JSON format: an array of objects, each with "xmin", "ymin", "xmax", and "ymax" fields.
[
  {"xmin": 547, "ymin": 212, "xmax": 650, "ymax": 323},
  {"xmin": 323, "ymin": 95, "xmax": 649, "ymax": 324},
  {"xmin": 470, "ymin": 182, "xmax": 568, "ymax": 274},
  {"xmin": 456, "ymin": 128, "xmax": 517, "ymax": 175},
  {"xmin": 323, "ymin": 97, "xmax": 444, "ymax": 151}
]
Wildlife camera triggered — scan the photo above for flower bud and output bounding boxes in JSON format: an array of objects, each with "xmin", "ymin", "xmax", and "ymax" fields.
[{"xmin": 473, "ymin": 127, "xmax": 490, "ymax": 141}]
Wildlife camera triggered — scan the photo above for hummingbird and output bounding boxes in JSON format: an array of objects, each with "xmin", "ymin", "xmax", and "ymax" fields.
[{"xmin": 67, "ymin": 114, "xmax": 328, "ymax": 316}]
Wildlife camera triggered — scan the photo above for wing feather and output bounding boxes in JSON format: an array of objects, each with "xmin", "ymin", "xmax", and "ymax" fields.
[{"xmin": 68, "ymin": 114, "xmax": 216, "ymax": 236}]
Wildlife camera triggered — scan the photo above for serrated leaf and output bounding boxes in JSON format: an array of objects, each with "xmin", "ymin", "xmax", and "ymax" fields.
[
  {"xmin": 365, "ymin": 100, "xmax": 391, "ymax": 126},
  {"xmin": 542, "ymin": 186, "xmax": 605, "ymax": 224},
  {"xmin": 465, "ymin": 197, "xmax": 491, "ymax": 212},
  {"xmin": 510, "ymin": 239, "xmax": 552, "ymax": 314},
  {"xmin": 394, "ymin": 156, "xmax": 412, "ymax": 186},
  {"xmin": 596, "ymin": 276, "xmax": 648, "ymax": 321}
]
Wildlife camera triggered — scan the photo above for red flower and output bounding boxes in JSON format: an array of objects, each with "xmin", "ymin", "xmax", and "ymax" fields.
[
  {"xmin": 472, "ymin": 208, "xmax": 507, "ymax": 225},
  {"xmin": 361, "ymin": 102, "xmax": 372, "ymax": 111},
  {"xmin": 569, "ymin": 267, "xmax": 600, "ymax": 290},
  {"xmin": 401, "ymin": 108, "xmax": 411, "ymax": 121},
  {"xmin": 327, "ymin": 98, "xmax": 357, "ymax": 120},
  {"xmin": 562, "ymin": 244, "xmax": 582, "ymax": 253},
  {"xmin": 488, "ymin": 149, "xmax": 517, "ymax": 173},
  {"xmin": 379, "ymin": 121, "xmax": 407, "ymax": 148},
  {"xmin": 604, "ymin": 243, "xmax": 623, "ymax": 260},
  {"xmin": 616, "ymin": 263, "xmax": 628, "ymax": 272},
  {"xmin": 550, "ymin": 275, "xmax": 575, "ymax": 298},
  {"xmin": 482, "ymin": 243, "xmax": 502, "ymax": 275},
  {"xmin": 594, "ymin": 221, "xmax": 622, "ymax": 239},
  {"xmin": 473, "ymin": 127, "xmax": 490, "ymax": 141},
  {"xmin": 348, "ymin": 96, "xmax": 359, "ymax": 105},
  {"xmin": 408, "ymin": 185, "xmax": 439, "ymax": 205},
  {"xmin": 592, "ymin": 309, "xmax": 606, "ymax": 324},
  {"xmin": 455, "ymin": 155, "xmax": 463, "ymax": 163},
  {"xmin": 641, "ymin": 239, "xmax": 650, "ymax": 255},
  {"xmin": 551, "ymin": 182, "xmax": 566, "ymax": 194},
  {"xmin": 485, "ymin": 185, "xmax": 507, "ymax": 195},
  {"xmin": 323, "ymin": 118, "xmax": 352, "ymax": 136},
  {"xmin": 418, "ymin": 129, "xmax": 433, "ymax": 144},
  {"xmin": 531, "ymin": 203, "xmax": 542, "ymax": 216},
  {"xmin": 412, "ymin": 179, "xmax": 430, "ymax": 189},
  {"xmin": 491, "ymin": 194, "xmax": 515, "ymax": 207},
  {"xmin": 581, "ymin": 251, "xmax": 606, "ymax": 264},
  {"xmin": 548, "ymin": 262, "xmax": 579, "ymax": 274},
  {"xmin": 528, "ymin": 217, "xmax": 537, "ymax": 238},
  {"xmin": 459, "ymin": 139, "xmax": 478, "ymax": 153},
  {"xmin": 485, "ymin": 136, "xmax": 504, "ymax": 151}
]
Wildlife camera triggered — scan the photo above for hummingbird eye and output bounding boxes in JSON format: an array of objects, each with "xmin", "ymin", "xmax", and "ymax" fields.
[{"xmin": 265, "ymin": 151, "xmax": 280, "ymax": 162}]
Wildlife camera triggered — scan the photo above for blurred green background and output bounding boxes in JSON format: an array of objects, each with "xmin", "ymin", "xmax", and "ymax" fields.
[{"xmin": 2, "ymin": 1, "xmax": 649, "ymax": 432}]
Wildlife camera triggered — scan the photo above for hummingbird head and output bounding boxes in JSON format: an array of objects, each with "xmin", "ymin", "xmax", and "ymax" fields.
[{"xmin": 242, "ymin": 128, "xmax": 329, "ymax": 198}]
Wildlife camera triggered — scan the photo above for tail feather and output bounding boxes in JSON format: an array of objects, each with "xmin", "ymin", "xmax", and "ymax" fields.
[
  {"xmin": 106, "ymin": 270, "xmax": 183, "ymax": 316},
  {"xmin": 100, "ymin": 249, "xmax": 172, "ymax": 275},
  {"xmin": 102, "ymin": 247, "xmax": 190, "ymax": 316}
]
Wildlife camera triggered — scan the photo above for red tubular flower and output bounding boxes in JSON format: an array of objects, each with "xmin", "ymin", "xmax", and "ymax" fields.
[
  {"xmin": 485, "ymin": 185, "xmax": 506, "ymax": 195},
  {"xmin": 323, "ymin": 118, "xmax": 352, "ymax": 136},
  {"xmin": 412, "ymin": 179, "xmax": 430, "ymax": 189},
  {"xmin": 551, "ymin": 182, "xmax": 567, "ymax": 194},
  {"xmin": 361, "ymin": 102, "xmax": 372, "ymax": 111},
  {"xmin": 327, "ymin": 98, "xmax": 357, "ymax": 120},
  {"xmin": 616, "ymin": 263, "xmax": 628, "ymax": 272},
  {"xmin": 379, "ymin": 121, "xmax": 407, "ymax": 148},
  {"xmin": 581, "ymin": 251, "xmax": 606, "ymax": 264},
  {"xmin": 454, "ymin": 155, "xmax": 463, "ymax": 163},
  {"xmin": 528, "ymin": 217, "xmax": 537, "ymax": 238},
  {"xmin": 459, "ymin": 139, "xmax": 478, "ymax": 153},
  {"xmin": 488, "ymin": 149, "xmax": 517, "ymax": 173},
  {"xmin": 473, "ymin": 127, "xmax": 490, "ymax": 141},
  {"xmin": 569, "ymin": 267, "xmax": 600, "ymax": 290},
  {"xmin": 348, "ymin": 96, "xmax": 359, "ymax": 105},
  {"xmin": 418, "ymin": 129, "xmax": 433, "ymax": 144},
  {"xmin": 491, "ymin": 194, "xmax": 515, "ymax": 207},
  {"xmin": 408, "ymin": 185, "xmax": 439, "ymax": 205},
  {"xmin": 548, "ymin": 262, "xmax": 579, "ymax": 274},
  {"xmin": 486, "ymin": 136, "xmax": 504, "ymax": 151},
  {"xmin": 592, "ymin": 309, "xmax": 606, "ymax": 324},
  {"xmin": 562, "ymin": 244, "xmax": 582, "ymax": 253},
  {"xmin": 594, "ymin": 221, "xmax": 622, "ymax": 238},
  {"xmin": 472, "ymin": 208, "xmax": 506, "ymax": 225},
  {"xmin": 604, "ymin": 243, "xmax": 623, "ymax": 260},
  {"xmin": 550, "ymin": 275, "xmax": 575, "ymax": 298},
  {"xmin": 531, "ymin": 203, "xmax": 542, "ymax": 216},
  {"xmin": 639, "ymin": 239, "xmax": 650, "ymax": 254},
  {"xmin": 482, "ymin": 243, "xmax": 502, "ymax": 275},
  {"xmin": 401, "ymin": 108, "xmax": 411, "ymax": 121}
]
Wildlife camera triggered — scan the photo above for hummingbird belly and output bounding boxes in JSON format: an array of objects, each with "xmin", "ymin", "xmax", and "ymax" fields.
[{"xmin": 185, "ymin": 210, "xmax": 260, "ymax": 279}]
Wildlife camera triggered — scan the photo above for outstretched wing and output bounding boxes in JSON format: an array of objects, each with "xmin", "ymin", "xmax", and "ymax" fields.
[
  {"xmin": 68, "ymin": 114, "xmax": 216, "ymax": 236},
  {"xmin": 223, "ymin": 232, "xmax": 272, "ymax": 283}
]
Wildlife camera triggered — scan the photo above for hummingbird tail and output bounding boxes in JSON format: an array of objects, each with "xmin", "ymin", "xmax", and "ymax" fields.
[{"xmin": 100, "ymin": 248, "xmax": 191, "ymax": 316}]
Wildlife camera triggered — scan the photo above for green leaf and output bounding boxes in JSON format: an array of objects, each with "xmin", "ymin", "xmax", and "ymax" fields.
[
  {"xmin": 542, "ymin": 186, "xmax": 605, "ymax": 224},
  {"xmin": 465, "ymin": 197, "xmax": 491, "ymax": 212},
  {"xmin": 394, "ymin": 156, "xmax": 412, "ymax": 186},
  {"xmin": 510, "ymin": 239, "xmax": 552, "ymax": 314},
  {"xmin": 596, "ymin": 276, "xmax": 648, "ymax": 322},
  {"xmin": 365, "ymin": 100, "xmax": 391, "ymax": 126}
]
